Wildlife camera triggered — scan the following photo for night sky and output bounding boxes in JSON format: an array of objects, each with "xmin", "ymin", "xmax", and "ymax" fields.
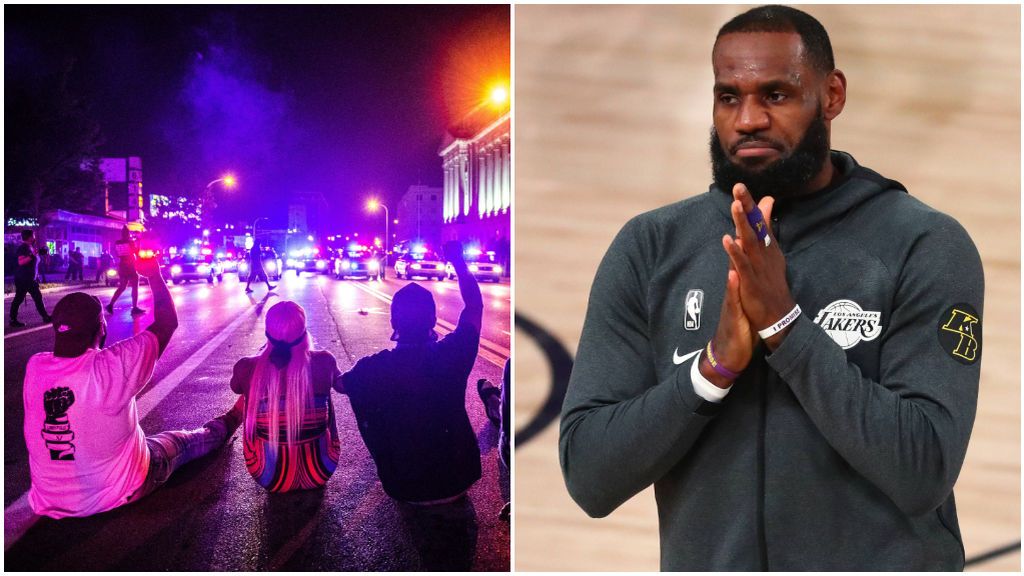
[{"xmin": 5, "ymin": 4, "xmax": 510, "ymax": 233}]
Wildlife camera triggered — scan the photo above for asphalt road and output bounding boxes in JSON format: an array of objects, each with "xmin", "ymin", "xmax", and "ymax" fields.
[{"xmin": 3, "ymin": 272, "xmax": 510, "ymax": 571}]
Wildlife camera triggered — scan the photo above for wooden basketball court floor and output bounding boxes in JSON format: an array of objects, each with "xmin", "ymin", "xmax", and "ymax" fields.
[{"xmin": 513, "ymin": 5, "xmax": 1020, "ymax": 571}]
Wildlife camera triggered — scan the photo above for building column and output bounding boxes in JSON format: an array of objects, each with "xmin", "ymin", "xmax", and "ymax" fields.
[
  {"xmin": 488, "ymin": 144, "xmax": 497, "ymax": 216},
  {"xmin": 444, "ymin": 163, "xmax": 452, "ymax": 222},
  {"xmin": 501, "ymin": 138, "xmax": 511, "ymax": 212},
  {"xmin": 491, "ymin": 144, "xmax": 500, "ymax": 217},
  {"xmin": 443, "ymin": 163, "xmax": 450, "ymax": 222},
  {"xmin": 477, "ymin": 149, "xmax": 486, "ymax": 218},
  {"xmin": 483, "ymin": 146, "xmax": 492, "ymax": 217}
]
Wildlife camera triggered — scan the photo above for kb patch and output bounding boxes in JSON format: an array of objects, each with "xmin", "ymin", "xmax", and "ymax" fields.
[{"xmin": 937, "ymin": 303, "xmax": 981, "ymax": 365}]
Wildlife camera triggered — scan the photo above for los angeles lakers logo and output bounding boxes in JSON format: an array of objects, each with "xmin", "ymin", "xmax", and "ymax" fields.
[
  {"xmin": 937, "ymin": 303, "xmax": 981, "ymax": 365},
  {"xmin": 813, "ymin": 299, "xmax": 882, "ymax": 350}
]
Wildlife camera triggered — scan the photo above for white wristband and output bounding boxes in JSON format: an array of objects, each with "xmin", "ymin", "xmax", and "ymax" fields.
[
  {"xmin": 757, "ymin": 304, "xmax": 801, "ymax": 339},
  {"xmin": 690, "ymin": 349, "xmax": 730, "ymax": 403}
]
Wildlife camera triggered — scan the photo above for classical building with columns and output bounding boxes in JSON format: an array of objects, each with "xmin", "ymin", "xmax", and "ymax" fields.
[{"xmin": 439, "ymin": 111, "xmax": 510, "ymax": 272}]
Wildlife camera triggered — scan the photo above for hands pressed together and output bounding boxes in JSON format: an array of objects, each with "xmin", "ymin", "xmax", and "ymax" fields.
[{"xmin": 701, "ymin": 183, "xmax": 798, "ymax": 389}]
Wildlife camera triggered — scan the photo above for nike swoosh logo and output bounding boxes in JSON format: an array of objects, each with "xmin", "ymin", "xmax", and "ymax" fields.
[{"xmin": 672, "ymin": 348, "xmax": 701, "ymax": 365}]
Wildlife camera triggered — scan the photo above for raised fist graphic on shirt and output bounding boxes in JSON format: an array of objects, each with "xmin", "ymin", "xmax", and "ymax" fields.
[{"xmin": 41, "ymin": 387, "xmax": 76, "ymax": 461}]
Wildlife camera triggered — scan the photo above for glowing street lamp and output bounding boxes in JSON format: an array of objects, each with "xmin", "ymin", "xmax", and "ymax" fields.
[
  {"xmin": 489, "ymin": 84, "xmax": 509, "ymax": 108},
  {"xmin": 201, "ymin": 174, "xmax": 238, "ymax": 229},
  {"xmin": 366, "ymin": 198, "xmax": 390, "ymax": 263}
]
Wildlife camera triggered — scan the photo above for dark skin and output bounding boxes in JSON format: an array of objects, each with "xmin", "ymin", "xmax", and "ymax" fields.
[
  {"xmin": 54, "ymin": 256, "xmax": 177, "ymax": 358},
  {"xmin": 700, "ymin": 31, "xmax": 847, "ymax": 389}
]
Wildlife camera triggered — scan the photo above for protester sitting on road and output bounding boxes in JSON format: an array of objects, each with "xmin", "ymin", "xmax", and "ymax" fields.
[
  {"xmin": 230, "ymin": 301, "xmax": 341, "ymax": 492},
  {"xmin": 477, "ymin": 357, "xmax": 511, "ymax": 520},
  {"xmin": 244, "ymin": 239, "xmax": 276, "ymax": 294},
  {"xmin": 106, "ymin": 226, "xmax": 144, "ymax": 315},
  {"xmin": 21, "ymin": 255, "xmax": 243, "ymax": 518},
  {"xmin": 337, "ymin": 240, "xmax": 483, "ymax": 505},
  {"xmin": 9, "ymin": 229, "xmax": 52, "ymax": 328}
]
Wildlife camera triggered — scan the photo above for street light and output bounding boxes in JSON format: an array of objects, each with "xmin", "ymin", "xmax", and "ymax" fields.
[
  {"xmin": 252, "ymin": 216, "xmax": 268, "ymax": 238},
  {"xmin": 201, "ymin": 174, "xmax": 238, "ymax": 230},
  {"xmin": 489, "ymin": 84, "xmax": 509, "ymax": 108},
  {"xmin": 366, "ymin": 198, "xmax": 389, "ymax": 264}
]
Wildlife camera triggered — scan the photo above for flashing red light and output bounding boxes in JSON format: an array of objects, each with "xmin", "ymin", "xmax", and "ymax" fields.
[
  {"xmin": 313, "ymin": 247, "xmax": 320, "ymax": 254},
  {"xmin": 201, "ymin": 248, "xmax": 212, "ymax": 255},
  {"xmin": 138, "ymin": 249, "xmax": 155, "ymax": 259},
  {"xmin": 227, "ymin": 251, "xmax": 234, "ymax": 258}
]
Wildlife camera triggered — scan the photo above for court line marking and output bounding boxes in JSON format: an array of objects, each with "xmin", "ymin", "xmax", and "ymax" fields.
[
  {"xmin": 5, "ymin": 301, "xmax": 259, "ymax": 550},
  {"xmin": 349, "ymin": 281, "xmax": 510, "ymax": 367},
  {"xmin": 964, "ymin": 540, "xmax": 1022, "ymax": 567},
  {"xmin": 513, "ymin": 312, "xmax": 574, "ymax": 447}
]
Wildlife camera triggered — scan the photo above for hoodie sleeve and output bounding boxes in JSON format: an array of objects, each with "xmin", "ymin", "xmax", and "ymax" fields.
[
  {"xmin": 559, "ymin": 217, "xmax": 721, "ymax": 518},
  {"xmin": 767, "ymin": 214, "xmax": 983, "ymax": 516}
]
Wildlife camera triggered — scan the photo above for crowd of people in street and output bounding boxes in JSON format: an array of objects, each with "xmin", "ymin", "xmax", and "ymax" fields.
[{"xmin": 18, "ymin": 234, "xmax": 510, "ymax": 526}]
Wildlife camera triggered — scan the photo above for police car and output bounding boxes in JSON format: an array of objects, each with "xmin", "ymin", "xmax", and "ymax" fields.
[
  {"xmin": 239, "ymin": 249, "xmax": 283, "ymax": 281},
  {"xmin": 394, "ymin": 247, "xmax": 446, "ymax": 281},
  {"xmin": 447, "ymin": 248, "xmax": 503, "ymax": 283},
  {"xmin": 168, "ymin": 251, "xmax": 224, "ymax": 284},
  {"xmin": 334, "ymin": 245, "xmax": 384, "ymax": 281},
  {"xmin": 285, "ymin": 247, "xmax": 330, "ymax": 275}
]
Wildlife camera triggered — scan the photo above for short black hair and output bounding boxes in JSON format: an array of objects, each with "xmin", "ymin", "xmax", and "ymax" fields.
[
  {"xmin": 715, "ymin": 5, "xmax": 835, "ymax": 75},
  {"xmin": 21, "ymin": 229, "xmax": 33, "ymax": 241}
]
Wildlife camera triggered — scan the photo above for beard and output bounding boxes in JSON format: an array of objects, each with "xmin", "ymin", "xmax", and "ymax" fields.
[{"xmin": 710, "ymin": 109, "xmax": 830, "ymax": 201}]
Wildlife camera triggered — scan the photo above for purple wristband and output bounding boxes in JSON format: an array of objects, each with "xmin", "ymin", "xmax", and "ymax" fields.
[
  {"xmin": 705, "ymin": 341, "xmax": 741, "ymax": 380},
  {"xmin": 745, "ymin": 205, "xmax": 771, "ymax": 246}
]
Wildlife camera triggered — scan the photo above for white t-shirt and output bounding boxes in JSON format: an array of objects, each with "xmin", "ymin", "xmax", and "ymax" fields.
[{"xmin": 23, "ymin": 330, "xmax": 160, "ymax": 518}]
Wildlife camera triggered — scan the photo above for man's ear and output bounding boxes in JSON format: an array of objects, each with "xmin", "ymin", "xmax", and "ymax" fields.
[{"xmin": 822, "ymin": 69, "xmax": 847, "ymax": 121}]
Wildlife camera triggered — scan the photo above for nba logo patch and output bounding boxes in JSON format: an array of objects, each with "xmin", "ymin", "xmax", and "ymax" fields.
[{"xmin": 684, "ymin": 289, "xmax": 703, "ymax": 331}]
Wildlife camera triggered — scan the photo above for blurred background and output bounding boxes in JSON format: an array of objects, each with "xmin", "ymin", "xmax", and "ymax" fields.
[{"xmin": 514, "ymin": 4, "xmax": 1020, "ymax": 571}]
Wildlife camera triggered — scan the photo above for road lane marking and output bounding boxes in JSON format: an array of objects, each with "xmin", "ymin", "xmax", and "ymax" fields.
[
  {"xmin": 136, "ymin": 305, "xmax": 258, "ymax": 417},
  {"xmin": 5, "ymin": 324, "xmax": 53, "ymax": 340},
  {"xmin": 5, "ymin": 303, "xmax": 259, "ymax": 549},
  {"xmin": 349, "ymin": 281, "xmax": 510, "ymax": 367},
  {"xmin": 4, "ymin": 494, "xmax": 36, "ymax": 551}
]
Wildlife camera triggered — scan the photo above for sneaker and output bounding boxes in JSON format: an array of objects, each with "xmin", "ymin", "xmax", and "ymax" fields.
[
  {"xmin": 104, "ymin": 303, "xmax": 114, "ymax": 314},
  {"xmin": 477, "ymin": 379, "xmax": 502, "ymax": 425},
  {"xmin": 267, "ymin": 285, "xmax": 276, "ymax": 292},
  {"xmin": 9, "ymin": 320, "xmax": 25, "ymax": 328},
  {"xmin": 130, "ymin": 307, "xmax": 146, "ymax": 316},
  {"xmin": 245, "ymin": 287, "xmax": 254, "ymax": 293}
]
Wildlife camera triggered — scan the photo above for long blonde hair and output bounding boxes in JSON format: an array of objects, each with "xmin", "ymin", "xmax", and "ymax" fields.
[{"xmin": 244, "ymin": 301, "xmax": 313, "ymax": 453}]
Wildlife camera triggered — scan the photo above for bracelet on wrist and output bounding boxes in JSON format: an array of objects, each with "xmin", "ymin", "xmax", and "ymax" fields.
[
  {"xmin": 705, "ymin": 341, "xmax": 741, "ymax": 381},
  {"xmin": 757, "ymin": 304, "xmax": 801, "ymax": 340}
]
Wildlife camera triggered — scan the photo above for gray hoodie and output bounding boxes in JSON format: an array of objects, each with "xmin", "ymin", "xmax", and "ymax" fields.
[{"xmin": 560, "ymin": 151, "xmax": 983, "ymax": 571}]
